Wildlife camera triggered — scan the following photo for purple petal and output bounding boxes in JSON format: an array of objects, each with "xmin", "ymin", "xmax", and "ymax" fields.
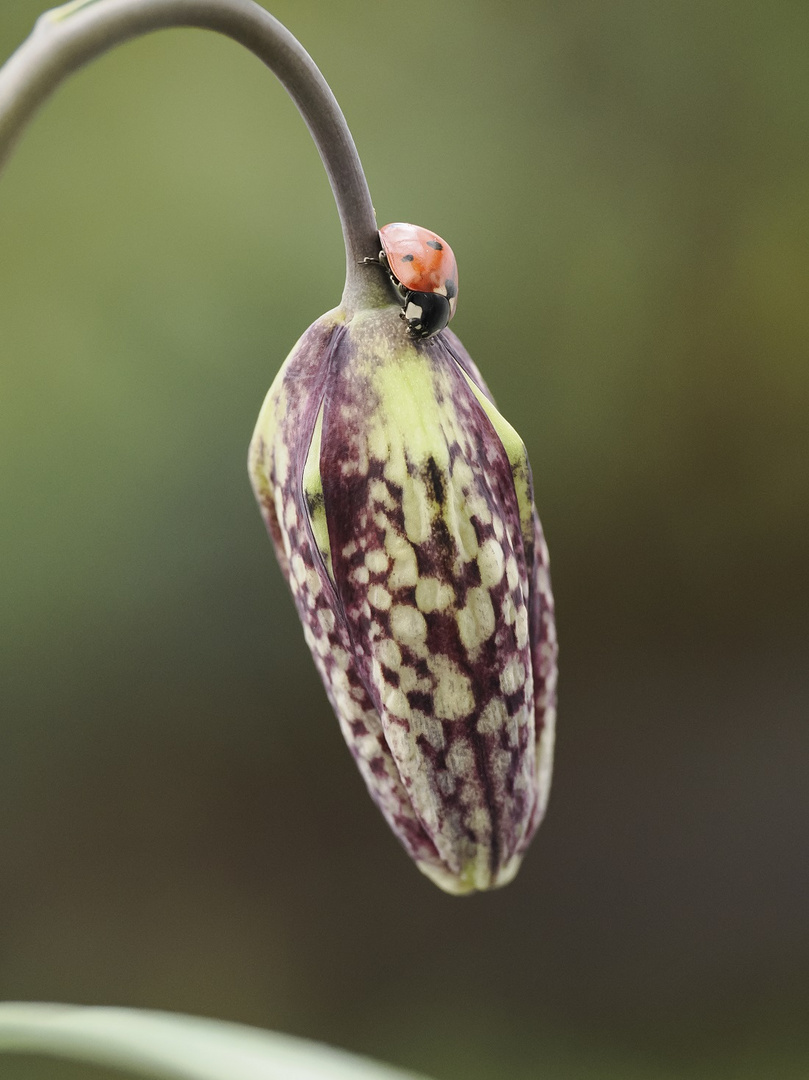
[
  {"xmin": 249, "ymin": 307, "xmax": 557, "ymax": 893},
  {"xmin": 318, "ymin": 312, "xmax": 539, "ymax": 891},
  {"xmin": 249, "ymin": 311, "xmax": 446, "ymax": 879}
]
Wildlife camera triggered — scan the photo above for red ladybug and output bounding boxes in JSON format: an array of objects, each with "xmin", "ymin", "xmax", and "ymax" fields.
[{"xmin": 378, "ymin": 222, "xmax": 458, "ymax": 338}]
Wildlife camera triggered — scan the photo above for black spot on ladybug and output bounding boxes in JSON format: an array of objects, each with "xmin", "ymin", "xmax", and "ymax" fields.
[
  {"xmin": 445, "ymin": 279, "xmax": 457, "ymax": 299},
  {"xmin": 401, "ymin": 253, "xmax": 415, "ymax": 262},
  {"xmin": 426, "ymin": 240, "xmax": 443, "ymax": 250}
]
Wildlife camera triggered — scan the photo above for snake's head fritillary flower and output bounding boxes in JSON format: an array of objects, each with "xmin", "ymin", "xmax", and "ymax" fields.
[{"xmin": 248, "ymin": 305, "xmax": 557, "ymax": 894}]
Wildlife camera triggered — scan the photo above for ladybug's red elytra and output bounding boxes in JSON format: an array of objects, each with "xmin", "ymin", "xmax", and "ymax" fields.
[{"xmin": 377, "ymin": 222, "xmax": 458, "ymax": 339}]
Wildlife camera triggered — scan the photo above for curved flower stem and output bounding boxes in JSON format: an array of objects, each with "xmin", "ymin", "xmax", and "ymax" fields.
[{"xmin": 0, "ymin": 0, "xmax": 385, "ymax": 310}]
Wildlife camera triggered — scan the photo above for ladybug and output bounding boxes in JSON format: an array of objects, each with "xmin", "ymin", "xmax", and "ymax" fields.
[{"xmin": 377, "ymin": 222, "xmax": 458, "ymax": 338}]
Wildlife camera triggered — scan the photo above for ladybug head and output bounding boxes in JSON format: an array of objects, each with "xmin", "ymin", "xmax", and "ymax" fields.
[{"xmin": 401, "ymin": 290, "xmax": 451, "ymax": 339}]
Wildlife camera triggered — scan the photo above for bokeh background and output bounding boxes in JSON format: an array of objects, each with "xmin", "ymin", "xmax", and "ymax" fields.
[{"xmin": 1, "ymin": 1, "xmax": 808, "ymax": 1077}]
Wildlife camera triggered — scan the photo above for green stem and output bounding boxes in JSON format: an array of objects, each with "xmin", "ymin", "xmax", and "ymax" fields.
[{"xmin": 0, "ymin": 0, "xmax": 384, "ymax": 309}]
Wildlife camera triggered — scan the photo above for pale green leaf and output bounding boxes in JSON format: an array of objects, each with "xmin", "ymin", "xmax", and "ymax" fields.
[{"xmin": 0, "ymin": 1003, "xmax": 432, "ymax": 1080}]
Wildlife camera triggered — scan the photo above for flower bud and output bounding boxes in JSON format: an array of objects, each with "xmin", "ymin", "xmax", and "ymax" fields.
[{"xmin": 249, "ymin": 306, "xmax": 557, "ymax": 894}]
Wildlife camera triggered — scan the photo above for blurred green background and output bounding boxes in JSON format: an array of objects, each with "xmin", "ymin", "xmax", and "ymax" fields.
[{"xmin": 1, "ymin": 1, "xmax": 808, "ymax": 1078}]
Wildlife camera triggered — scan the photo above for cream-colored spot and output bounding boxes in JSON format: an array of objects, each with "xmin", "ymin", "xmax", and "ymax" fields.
[
  {"xmin": 383, "ymin": 440, "xmax": 407, "ymax": 485},
  {"xmin": 411, "ymin": 710, "xmax": 446, "ymax": 750},
  {"xmin": 305, "ymin": 568, "xmax": 322, "ymax": 598},
  {"xmin": 502, "ymin": 594, "xmax": 517, "ymax": 626},
  {"xmin": 454, "ymin": 514, "xmax": 479, "ymax": 562},
  {"xmin": 279, "ymin": 533, "xmax": 294, "ymax": 568},
  {"xmin": 383, "ymin": 723, "xmax": 409, "ymax": 766},
  {"xmin": 330, "ymin": 666, "xmax": 349, "ymax": 693},
  {"xmin": 446, "ymin": 739, "xmax": 474, "ymax": 779},
  {"xmin": 352, "ymin": 565, "xmax": 370, "ymax": 585},
  {"xmin": 415, "ymin": 577, "xmax": 454, "ymax": 612},
  {"xmin": 515, "ymin": 606, "xmax": 529, "ymax": 649},
  {"xmin": 368, "ymin": 585, "xmax": 392, "ymax": 611},
  {"xmin": 535, "ymin": 564, "xmax": 551, "ymax": 596},
  {"xmin": 377, "ymin": 638, "xmax": 402, "ymax": 670},
  {"xmin": 457, "ymin": 586, "xmax": 496, "ymax": 653},
  {"xmin": 367, "ymin": 419, "xmax": 390, "ymax": 464},
  {"xmin": 284, "ymin": 497, "xmax": 297, "ymax": 530},
  {"xmin": 492, "ymin": 515, "xmax": 505, "ymax": 542},
  {"xmin": 500, "ymin": 657, "xmax": 526, "ymax": 695},
  {"xmin": 466, "ymin": 491, "xmax": 492, "ymax": 525},
  {"xmin": 370, "ymin": 480, "xmax": 395, "ymax": 509},
  {"xmin": 489, "ymin": 746, "xmax": 513, "ymax": 788},
  {"xmin": 314, "ymin": 634, "xmax": 331, "ymax": 658},
  {"xmin": 274, "ymin": 439, "xmax": 290, "ymax": 485},
  {"xmin": 539, "ymin": 639, "xmax": 557, "ymax": 679},
  {"xmin": 478, "ymin": 538, "xmax": 505, "ymax": 588},
  {"xmin": 452, "ymin": 459, "xmax": 474, "ymax": 489},
  {"xmin": 365, "ymin": 549, "xmax": 389, "ymax": 574},
  {"xmin": 390, "ymin": 604, "xmax": 427, "ymax": 648},
  {"xmin": 536, "ymin": 711, "xmax": 556, "ymax": 817},
  {"xmin": 398, "ymin": 665, "xmax": 430, "ymax": 695},
  {"xmin": 291, "ymin": 553, "xmax": 306, "ymax": 583},
  {"xmin": 403, "ymin": 476, "xmax": 432, "ymax": 544},
  {"xmin": 506, "ymin": 555, "xmax": 520, "ymax": 591},
  {"xmin": 342, "ymin": 540, "xmax": 357, "ymax": 559},
  {"xmin": 384, "ymin": 528, "xmax": 409, "ymax": 558},
  {"xmin": 388, "ymin": 545, "xmax": 418, "ymax": 589},
  {"xmin": 443, "ymin": 479, "xmax": 479, "ymax": 564},
  {"xmin": 429, "ymin": 655, "xmax": 474, "ymax": 720},
  {"xmin": 477, "ymin": 697, "xmax": 507, "ymax": 735},
  {"xmin": 382, "ymin": 686, "xmax": 410, "ymax": 718}
]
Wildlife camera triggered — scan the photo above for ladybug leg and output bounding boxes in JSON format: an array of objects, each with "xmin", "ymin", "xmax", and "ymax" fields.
[
  {"xmin": 360, "ymin": 250, "xmax": 408, "ymax": 309},
  {"xmin": 389, "ymin": 278, "xmax": 407, "ymax": 304}
]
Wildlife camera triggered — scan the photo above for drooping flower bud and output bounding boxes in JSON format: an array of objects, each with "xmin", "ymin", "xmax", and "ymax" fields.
[{"xmin": 249, "ymin": 306, "xmax": 557, "ymax": 894}]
